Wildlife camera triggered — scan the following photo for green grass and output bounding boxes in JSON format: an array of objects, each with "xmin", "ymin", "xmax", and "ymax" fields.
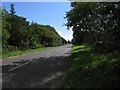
[
  {"xmin": 2, "ymin": 47, "xmax": 51, "ymax": 59},
  {"xmin": 64, "ymin": 45, "xmax": 120, "ymax": 88}
]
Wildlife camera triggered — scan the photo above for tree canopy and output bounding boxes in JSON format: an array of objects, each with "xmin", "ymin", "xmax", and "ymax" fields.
[{"xmin": 65, "ymin": 2, "xmax": 120, "ymax": 53}]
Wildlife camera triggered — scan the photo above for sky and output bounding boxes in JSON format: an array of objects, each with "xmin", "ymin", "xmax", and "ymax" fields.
[{"xmin": 2, "ymin": 2, "xmax": 73, "ymax": 41}]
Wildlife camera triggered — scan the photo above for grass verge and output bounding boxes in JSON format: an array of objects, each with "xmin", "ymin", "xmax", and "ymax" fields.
[
  {"xmin": 2, "ymin": 47, "xmax": 51, "ymax": 59},
  {"xmin": 64, "ymin": 45, "xmax": 120, "ymax": 88}
]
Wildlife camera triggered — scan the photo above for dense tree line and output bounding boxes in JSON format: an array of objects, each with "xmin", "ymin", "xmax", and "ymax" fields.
[
  {"xmin": 2, "ymin": 4, "xmax": 67, "ymax": 51},
  {"xmin": 65, "ymin": 2, "xmax": 120, "ymax": 53}
]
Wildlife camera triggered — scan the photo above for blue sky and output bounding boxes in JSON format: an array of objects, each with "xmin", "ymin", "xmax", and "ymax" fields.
[{"xmin": 2, "ymin": 2, "xmax": 73, "ymax": 41}]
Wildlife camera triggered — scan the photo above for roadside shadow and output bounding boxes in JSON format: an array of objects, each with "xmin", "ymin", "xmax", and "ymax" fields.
[{"xmin": 2, "ymin": 55, "xmax": 72, "ymax": 88}]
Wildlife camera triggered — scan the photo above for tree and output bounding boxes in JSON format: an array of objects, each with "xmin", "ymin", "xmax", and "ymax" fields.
[
  {"xmin": 2, "ymin": 7, "xmax": 10, "ymax": 49},
  {"xmin": 65, "ymin": 2, "xmax": 120, "ymax": 53},
  {"xmin": 10, "ymin": 4, "xmax": 15, "ymax": 15}
]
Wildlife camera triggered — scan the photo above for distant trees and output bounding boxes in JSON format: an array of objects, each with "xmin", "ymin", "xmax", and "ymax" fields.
[
  {"xmin": 65, "ymin": 2, "xmax": 120, "ymax": 53},
  {"xmin": 2, "ymin": 4, "xmax": 67, "ymax": 51},
  {"xmin": 29, "ymin": 23, "xmax": 65, "ymax": 47}
]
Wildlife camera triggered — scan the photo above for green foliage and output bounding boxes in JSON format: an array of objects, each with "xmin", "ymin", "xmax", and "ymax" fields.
[
  {"xmin": 2, "ymin": 29, "xmax": 10, "ymax": 49},
  {"xmin": 2, "ymin": 46, "xmax": 50, "ymax": 59},
  {"xmin": 65, "ymin": 2, "xmax": 120, "ymax": 53},
  {"xmin": 2, "ymin": 9, "xmax": 10, "ymax": 49},
  {"xmin": 29, "ymin": 22, "xmax": 64, "ymax": 47},
  {"xmin": 8, "ymin": 15, "xmax": 30, "ymax": 50},
  {"xmin": 2, "ymin": 4, "xmax": 66, "ymax": 51},
  {"xmin": 64, "ymin": 45, "xmax": 120, "ymax": 88},
  {"xmin": 64, "ymin": 3, "xmax": 120, "ymax": 88}
]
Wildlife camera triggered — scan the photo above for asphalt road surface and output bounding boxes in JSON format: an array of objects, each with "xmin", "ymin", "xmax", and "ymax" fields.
[{"xmin": 2, "ymin": 44, "xmax": 72, "ymax": 88}]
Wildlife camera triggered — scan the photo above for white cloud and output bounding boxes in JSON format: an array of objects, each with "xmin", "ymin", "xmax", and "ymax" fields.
[
  {"xmin": 56, "ymin": 30, "xmax": 62, "ymax": 37},
  {"xmin": 64, "ymin": 34, "xmax": 73, "ymax": 41},
  {"xmin": 56, "ymin": 29, "xmax": 73, "ymax": 41}
]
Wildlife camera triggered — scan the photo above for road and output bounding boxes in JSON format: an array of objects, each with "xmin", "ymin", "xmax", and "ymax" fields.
[{"xmin": 2, "ymin": 44, "xmax": 72, "ymax": 88}]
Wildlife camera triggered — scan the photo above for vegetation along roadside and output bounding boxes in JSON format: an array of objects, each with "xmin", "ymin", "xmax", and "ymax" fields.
[
  {"xmin": 2, "ymin": 4, "xmax": 68, "ymax": 59},
  {"xmin": 2, "ymin": 47, "xmax": 50, "ymax": 59},
  {"xmin": 64, "ymin": 2, "xmax": 120, "ymax": 88},
  {"xmin": 64, "ymin": 45, "xmax": 120, "ymax": 88}
]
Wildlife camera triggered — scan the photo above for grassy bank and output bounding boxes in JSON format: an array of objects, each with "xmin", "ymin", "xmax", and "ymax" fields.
[
  {"xmin": 2, "ymin": 47, "xmax": 51, "ymax": 59},
  {"xmin": 64, "ymin": 45, "xmax": 120, "ymax": 88}
]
